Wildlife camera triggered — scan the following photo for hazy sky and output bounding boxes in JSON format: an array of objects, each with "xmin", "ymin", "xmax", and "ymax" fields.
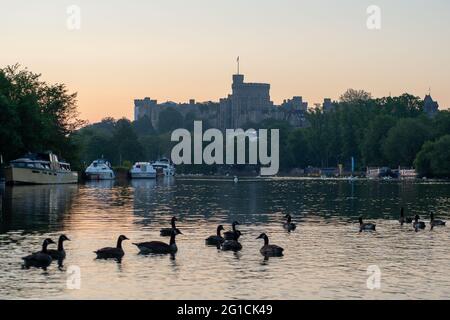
[{"xmin": 1, "ymin": 0, "xmax": 449, "ymax": 122}]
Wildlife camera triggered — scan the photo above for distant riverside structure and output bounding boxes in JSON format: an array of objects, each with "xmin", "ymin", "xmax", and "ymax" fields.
[
  {"xmin": 134, "ymin": 73, "xmax": 326, "ymax": 131},
  {"xmin": 423, "ymin": 94, "xmax": 439, "ymax": 118},
  {"xmin": 134, "ymin": 74, "xmax": 441, "ymax": 130}
]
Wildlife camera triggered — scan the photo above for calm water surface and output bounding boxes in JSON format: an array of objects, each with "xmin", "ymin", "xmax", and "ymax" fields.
[{"xmin": 0, "ymin": 178, "xmax": 449, "ymax": 299}]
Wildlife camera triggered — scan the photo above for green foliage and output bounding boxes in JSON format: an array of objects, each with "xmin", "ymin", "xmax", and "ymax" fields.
[
  {"xmin": 415, "ymin": 135, "xmax": 450, "ymax": 178},
  {"xmin": 382, "ymin": 118, "xmax": 431, "ymax": 167},
  {"xmin": 0, "ymin": 64, "xmax": 85, "ymax": 165},
  {"xmin": 3, "ymin": 66, "xmax": 449, "ymax": 178}
]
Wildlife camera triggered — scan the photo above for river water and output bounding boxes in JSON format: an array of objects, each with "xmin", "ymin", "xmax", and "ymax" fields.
[{"xmin": 0, "ymin": 178, "xmax": 449, "ymax": 299}]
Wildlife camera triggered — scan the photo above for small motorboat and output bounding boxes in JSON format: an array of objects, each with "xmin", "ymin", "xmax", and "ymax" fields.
[{"xmin": 129, "ymin": 162, "xmax": 156, "ymax": 179}]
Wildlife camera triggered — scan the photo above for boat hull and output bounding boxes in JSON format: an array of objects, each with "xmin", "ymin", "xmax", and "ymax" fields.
[
  {"xmin": 4, "ymin": 167, "xmax": 78, "ymax": 185},
  {"xmin": 85, "ymin": 172, "xmax": 115, "ymax": 180},
  {"xmin": 130, "ymin": 172, "xmax": 156, "ymax": 179}
]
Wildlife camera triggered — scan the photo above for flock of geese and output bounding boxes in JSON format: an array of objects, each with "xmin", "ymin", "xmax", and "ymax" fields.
[{"xmin": 21, "ymin": 209, "xmax": 446, "ymax": 269}]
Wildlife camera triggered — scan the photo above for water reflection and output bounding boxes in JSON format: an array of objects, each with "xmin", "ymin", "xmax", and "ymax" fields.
[
  {"xmin": 0, "ymin": 179, "xmax": 449, "ymax": 299},
  {"xmin": 0, "ymin": 184, "xmax": 78, "ymax": 233}
]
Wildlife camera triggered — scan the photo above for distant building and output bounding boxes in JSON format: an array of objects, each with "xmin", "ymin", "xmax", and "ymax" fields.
[
  {"xmin": 322, "ymin": 98, "xmax": 335, "ymax": 112},
  {"xmin": 134, "ymin": 73, "xmax": 309, "ymax": 130},
  {"xmin": 423, "ymin": 94, "xmax": 439, "ymax": 117}
]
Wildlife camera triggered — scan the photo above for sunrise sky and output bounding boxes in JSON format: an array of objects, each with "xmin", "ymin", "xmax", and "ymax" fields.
[{"xmin": 1, "ymin": 0, "xmax": 449, "ymax": 122}]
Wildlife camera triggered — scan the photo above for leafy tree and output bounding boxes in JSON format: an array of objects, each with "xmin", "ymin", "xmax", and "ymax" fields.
[
  {"xmin": 111, "ymin": 118, "xmax": 144, "ymax": 165},
  {"xmin": 361, "ymin": 115, "xmax": 396, "ymax": 166},
  {"xmin": 339, "ymin": 89, "xmax": 372, "ymax": 103},
  {"xmin": 382, "ymin": 118, "xmax": 431, "ymax": 167},
  {"xmin": 133, "ymin": 115, "xmax": 155, "ymax": 135},
  {"xmin": 0, "ymin": 64, "xmax": 84, "ymax": 164},
  {"xmin": 415, "ymin": 135, "xmax": 450, "ymax": 177}
]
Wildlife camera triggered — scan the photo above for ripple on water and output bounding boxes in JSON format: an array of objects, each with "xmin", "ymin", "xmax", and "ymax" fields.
[{"xmin": 0, "ymin": 179, "xmax": 449, "ymax": 299}]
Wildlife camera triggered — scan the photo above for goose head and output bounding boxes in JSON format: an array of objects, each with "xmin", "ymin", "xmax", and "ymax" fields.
[
  {"xmin": 59, "ymin": 234, "xmax": 70, "ymax": 242},
  {"xmin": 414, "ymin": 215, "xmax": 420, "ymax": 222},
  {"xmin": 44, "ymin": 238, "xmax": 56, "ymax": 246},
  {"xmin": 358, "ymin": 216, "xmax": 363, "ymax": 224},
  {"xmin": 256, "ymin": 233, "xmax": 267, "ymax": 240},
  {"xmin": 172, "ymin": 228, "xmax": 183, "ymax": 236}
]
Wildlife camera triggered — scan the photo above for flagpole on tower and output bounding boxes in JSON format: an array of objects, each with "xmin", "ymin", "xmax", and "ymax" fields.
[{"xmin": 237, "ymin": 56, "xmax": 240, "ymax": 75}]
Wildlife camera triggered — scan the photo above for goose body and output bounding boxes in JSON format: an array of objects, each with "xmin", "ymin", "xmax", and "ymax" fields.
[
  {"xmin": 134, "ymin": 229, "xmax": 182, "ymax": 254},
  {"xmin": 46, "ymin": 235, "xmax": 70, "ymax": 260},
  {"xmin": 257, "ymin": 233, "xmax": 284, "ymax": 257},
  {"xmin": 413, "ymin": 215, "xmax": 426, "ymax": 231},
  {"xmin": 283, "ymin": 214, "xmax": 296, "ymax": 231},
  {"xmin": 359, "ymin": 217, "xmax": 376, "ymax": 232},
  {"xmin": 23, "ymin": 238, "xmax": 55, "ymax": 268},
  {"xmin": 221, "ymin": 231, "xmax": 242, "ymax": 251},
  {"xmin": 430, "ymin": 213, "xmax": 446, "ymax": 228},
  {"xmin": 223, "ymin": 221, "xmax": 241, "ymax": 240},
  {"xmin": 205, "ymin": 225, "xmax": 225, "ymax": 246},
  {"xmin": 399, "ymin": 207, "xmax": 413, "ymax": 225},
  {"xmin": 160, "ymin": 216, "xmax": 178, "ymax": 237},
  {"xmin": 95, "ymin": 235, "xmax": 128, "ymax": 259},
  {"xmin": 221, "ymin": 239, "xmax": 242, "ymax": 251}
]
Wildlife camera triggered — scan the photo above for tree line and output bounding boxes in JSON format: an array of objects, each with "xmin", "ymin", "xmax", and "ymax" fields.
[{"xmin": 1, "ymin": 65, "xmax": 450, "ymax": 177}]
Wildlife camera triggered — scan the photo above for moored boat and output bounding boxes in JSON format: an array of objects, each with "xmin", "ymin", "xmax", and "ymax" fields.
[
  {"xmin": 151, "ymin": 158, "xmax": 175, "ymax": 177},
  {"xmin": 85, "ymin": 159, "xmax": 115, "ymax": 180},
  {"xmin": 4, "ymin": 152, "xmax": 78, "ymax": 185},
  {"xmin": 129, "ymin": 162, "xmax": 156, "ymax": 179}
]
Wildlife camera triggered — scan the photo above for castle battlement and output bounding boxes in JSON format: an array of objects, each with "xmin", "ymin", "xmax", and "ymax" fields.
[{"xmin": 134, "ymin": 73, "xmax": 328, "ymax": 130}]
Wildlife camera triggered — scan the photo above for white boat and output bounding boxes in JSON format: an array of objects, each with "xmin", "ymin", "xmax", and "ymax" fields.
[
  {"xmin": 130, "ymin": 162, "xmax": 156, "ymax": 179},
  {"xmin": 151, "ymin": 158, "xmax": 175, "ymax": 177},
  {"xmin": 4, "ymin": 152, "xmax": 78, "ymax": 185},
  {"xmin": 85, "ymin": 159, "xmax": 115, "ymax": 180}
]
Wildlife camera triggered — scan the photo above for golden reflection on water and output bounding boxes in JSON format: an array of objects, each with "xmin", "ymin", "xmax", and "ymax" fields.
[{"xmin": 0, "ymin": 179, "xmax": 449, "ymax": 299}]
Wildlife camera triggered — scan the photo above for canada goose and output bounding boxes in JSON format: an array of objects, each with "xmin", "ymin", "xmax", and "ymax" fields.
[
  {"xmin": 46, "ymin": 235, "xmax": 70, "ymax": 260},
  {"xmin": 221, "ymin": 232, "xmax": 242, "ymax": 252},
  {"xmin": 256, "ymin": 233, "xmax": 284, "ymax": 257},
  {"xmin": 205, "ymin": 225, "xmax": 225, "ymax": 246},
  {"xmin": 413, "ymin": 215, "xmax": 426, "ymax": 231},
  {"xmin": 399, "ymin": 207, "xmax": 413, "ymax": 225},
  {"xmin": 430, "ymin": 213, "xmax": 446, "ymax": 229},
  {"xmin": 283, "ymin": 214, "xmax": 297, "ymax": 231},
  {"xmin": 22, "ymin": 238, "xmax": 55, "ymax": 268},
  {"xmin": 160, "ymin": 216, "xmax": 178, "ymax": 237},
  {"xmin": 134, "ymin": 228, "xmax": 182, "ymax": 254},
  {"xmin": 94, "ymin": 235, "xmax": 129, "ymax": 260},
  {"xmin": 359, "ymin": 217, "xmax": 376, "ymax": 232},
  {"xmin": 223, "ymin": 221, "xmax": 241, "ymax": 240}
]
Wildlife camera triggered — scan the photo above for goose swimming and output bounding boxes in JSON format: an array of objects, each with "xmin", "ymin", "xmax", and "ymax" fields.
[
  {"xmin": 23, "ymin": 238, "xmax": 55, "ymax": 268},
  {"xmin": 160, "ymin": 216, "xmax": 178, "ymax": 237},
  {"xmin": 134, "ymin": 228, "xmax": 182, "ymax": 254},
  {"xmin": 430, "ymin": 213, "xmax": 446, "ymax": 229},
  {"xmin": 221, "ymin": 232, "xmax": 242, "ymax": 252},
  {"xmin": 94, "ymin": 235, "xmax": 129, "ymax": 260},
  {"xmin": 283, "ymin": 214, "xmax": 296, "ymax": 231},
  {"xmin": 413, "ymin": 215, "xmax": 426, "ymax": 231},
  {"xmin": 223, "ymin": 221, "xmax": 241, "ymax": 240},
  {"xmin": 205, "ymin": 225, "xmax": 225, "ymax": 246},
  {"xmin": 46, "ymin": 235, "xmax": 70, "ymax": 260},
  {"xmin": 256, "ymin": 233, "xmax": 284, "ymax": 257},
  {"xmin": 359, "ymin": 216, "xmax": 376, "ymax": 232}
]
